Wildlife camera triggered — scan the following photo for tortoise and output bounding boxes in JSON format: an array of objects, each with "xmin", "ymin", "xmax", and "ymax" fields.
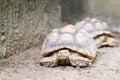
[
  {"xmin": 75, "ymin": 17, "xmax": 118, "ymax": 48},
  {"xmin": 40, "ymin": 25, "xmax": 97, "ymax": 67}
]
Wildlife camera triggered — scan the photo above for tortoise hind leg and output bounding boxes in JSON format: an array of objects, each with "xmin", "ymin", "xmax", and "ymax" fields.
[
  {"xmin": 70, "ymin": 52, "xmax": 92, "ymax": 67},
  {"xmin": 39, "ymin": 54, "xmax": 57, "ymax": 67}
]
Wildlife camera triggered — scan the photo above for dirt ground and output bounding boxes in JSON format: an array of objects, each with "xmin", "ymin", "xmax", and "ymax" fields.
[{"xmin": 0, "ymin": 38, "xmax": 120, "ymax": 80}]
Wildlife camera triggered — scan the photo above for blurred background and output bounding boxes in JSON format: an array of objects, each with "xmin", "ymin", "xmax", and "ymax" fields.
[{"xmin": 61, "ymin": 0, "xmax": 120, "ymax": 32}]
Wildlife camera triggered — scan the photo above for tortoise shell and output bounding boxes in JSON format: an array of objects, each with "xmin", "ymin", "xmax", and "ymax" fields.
[
  {"xmin": 41, "ymin": 24, "xmax": 97, "ymax": 59},
  {"xmin": 75, "ymin": 17, "xmax": 114, "ymax": 38}
]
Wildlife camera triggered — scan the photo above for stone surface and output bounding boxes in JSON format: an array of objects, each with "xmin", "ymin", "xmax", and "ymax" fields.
[{"xmin": 0, "ymin": 0, "xmax": 61, "ymax": 58}]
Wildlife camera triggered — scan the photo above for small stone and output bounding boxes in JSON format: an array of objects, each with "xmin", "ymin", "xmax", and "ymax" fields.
[
  {"xmin": 0, "ymin": 36, "xmax": 6, "ymax": 42},
  {"xmin": 0, "ymin": 47, "xmax": 6, "ymax": 58}
]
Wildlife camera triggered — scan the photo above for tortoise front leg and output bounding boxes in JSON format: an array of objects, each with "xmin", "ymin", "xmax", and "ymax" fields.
[
  {"xmin": 70, "ymin": 52, "xmax": 92, "ymax": 67},
  {"xmin": 101, "ymin": 37, "xmax": 118, "ymax": 47},
  {"xmin": 39, "ymin": 53, "xmax": 58, "ymax": 67}
]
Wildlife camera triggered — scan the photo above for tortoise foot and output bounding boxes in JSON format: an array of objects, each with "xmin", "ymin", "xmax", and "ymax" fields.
[
  {"xmin": 70, "ymin": 53, "xmax": 92, "ymax": 67},
  {"xmin": 40, "ymin": 56, "xmax": 57, "ymax": 67}
]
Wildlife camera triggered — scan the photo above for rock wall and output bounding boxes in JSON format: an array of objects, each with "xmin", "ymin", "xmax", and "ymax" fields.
[{"xmin": 0, "ymin": 0, "xmax": 61, "ymax": 58}]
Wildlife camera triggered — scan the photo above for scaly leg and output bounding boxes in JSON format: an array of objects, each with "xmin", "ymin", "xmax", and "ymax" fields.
[
  {"xmin": 101, "ymin": 37, "xmax": 118, "ymax": 47},
  {"xmin": 39, "ymin": 53, "xmax": 57, "ymax": 67},
  {"xmin": 70, "ymin": 52, "xmax": 92, "ymax": 67}
]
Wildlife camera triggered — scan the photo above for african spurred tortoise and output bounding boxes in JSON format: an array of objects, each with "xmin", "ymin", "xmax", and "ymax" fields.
[{"xmin": 40, "ymin": 25, "xmax": 97, "ymax": 67}]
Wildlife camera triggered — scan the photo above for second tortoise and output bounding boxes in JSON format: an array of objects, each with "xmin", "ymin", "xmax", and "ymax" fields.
[{"xmin": 75, "ymin": 17, "xmax": 118, "ymax": 48}]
